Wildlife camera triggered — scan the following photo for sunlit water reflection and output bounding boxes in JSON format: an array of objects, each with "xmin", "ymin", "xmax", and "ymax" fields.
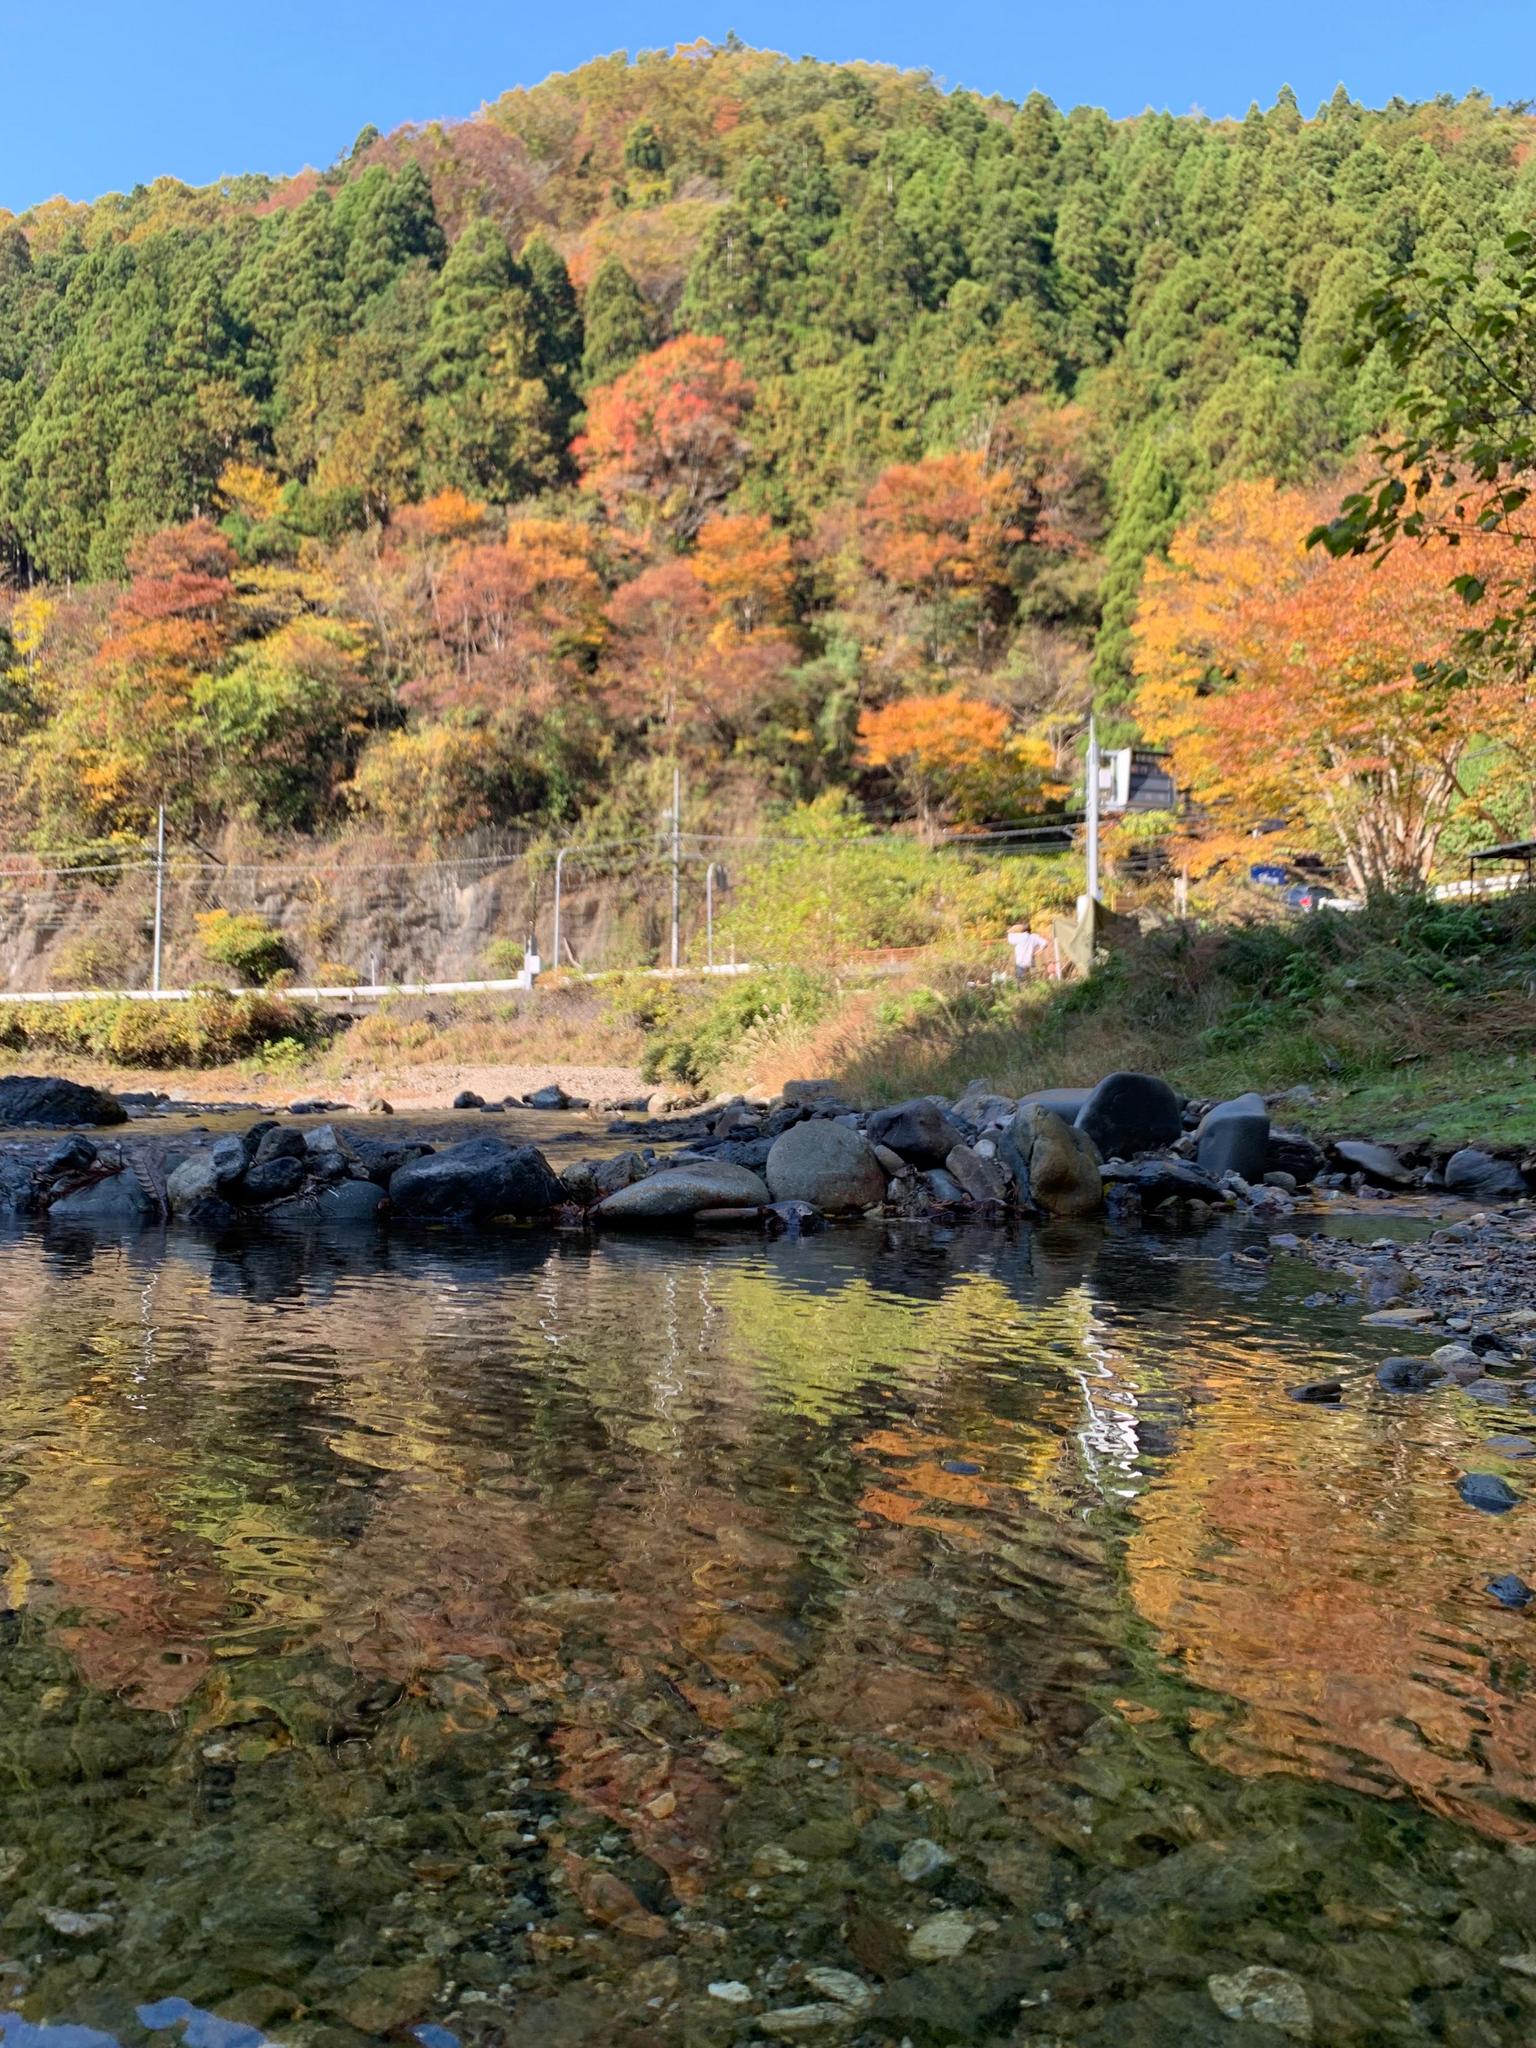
[{"xmin": 0, "ymin": 1212, "xmax": 1532, "ymax": 2045}]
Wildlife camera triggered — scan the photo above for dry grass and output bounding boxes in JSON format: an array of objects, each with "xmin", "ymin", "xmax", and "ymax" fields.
[{"xmin": 320, "ymin": 986, "xmax": 645, "ymax": 1080}]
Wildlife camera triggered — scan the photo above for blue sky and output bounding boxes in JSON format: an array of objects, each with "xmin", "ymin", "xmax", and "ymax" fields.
[{"xmin": 2, "ymin": 0, "xmax": 1533, "ymax": 215}]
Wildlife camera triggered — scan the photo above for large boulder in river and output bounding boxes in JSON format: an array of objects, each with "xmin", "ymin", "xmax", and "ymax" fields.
[
  {"xmin": 1444, "ymin": 1147, "xmax": 1527, "ymax": 1200},
  {"xmin": 166, "ymin": 1136, "xmax": 247, "ymax": 1212},
  {"xmin": 765, "ymin": 1120, "xmax": 885, "ymax": 1214},
  {"xmin": 865, "ymin": 1098, "xmax": 965, "ymax": 1167},
  {"xmin": 1196, "ymin": 1093, "xmax": 1270, "ymax": 1182},
  {"xmin": 1101, "ymin": 1157, "xmax": 1222, "ymax": 1210},
  {"xmin": 49, "ymin": 1168, "xmax": 156, "ymax": 1226},
  {"xmin": 999, "ymin": 1106, "xmax": 1102, "ymax": 1217},
  {"xmin": 0, "ymin": 1075, "xmax": 125, "ymax": 1129},
  {"xmin": 594, "ymin": 1160, "xmax": 770, "ymax": 1224},
  {"xmin": 389, "ymin": 1138, "xmax": 566, "ymax": 1223},
  {"xmin": 1075, "ymin": 1072, "xmax": 1182, "ymax": 1159}
]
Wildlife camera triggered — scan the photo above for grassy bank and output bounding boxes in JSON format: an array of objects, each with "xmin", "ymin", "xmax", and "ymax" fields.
[
  {"xmin": 0, "ymin": 990, "xmax": 329, "ymax": 1070},
  {"xmin": 825, "ymin": 895, "xmax": 1536, "ymax": 1146}
]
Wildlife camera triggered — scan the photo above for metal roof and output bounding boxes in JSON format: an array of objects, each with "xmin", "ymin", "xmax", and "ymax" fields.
[{"xmin": 1469, "ymin": 841, "xmax": 1536, "ymax": 863}]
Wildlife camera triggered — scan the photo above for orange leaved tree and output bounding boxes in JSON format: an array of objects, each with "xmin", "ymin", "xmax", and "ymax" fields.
[
  {"xmin": 574, "ymin": 335, "xmax": 754, "ymax": 545},
  {"xmin": 857, "ymin": 693, "xmax": 1056, "ymax": 830},
  {"xmin": 1133, "ymin": 478, "xmax": 1529, "ymax": 897}
]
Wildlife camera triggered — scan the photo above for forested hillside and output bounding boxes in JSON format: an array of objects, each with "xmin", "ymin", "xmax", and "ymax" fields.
[{"xmin": 1, "ymin": 42, "xmax": 1532, "ymax": 853}]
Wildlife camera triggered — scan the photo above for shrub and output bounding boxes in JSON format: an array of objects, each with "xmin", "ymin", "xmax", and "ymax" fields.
[
  {"xmin": 195, "ymin": 909, "xmax": 290, "ymax": 986},
  {"xmin": 0, "ymin": 992, "xmax": 328, "ymax": 1068}
]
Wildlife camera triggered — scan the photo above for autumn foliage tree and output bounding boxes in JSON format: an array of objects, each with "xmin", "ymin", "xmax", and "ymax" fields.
[
  {"xmin": 856, "ymin": 693, "xmax": 1057, "ymax": 829},
  {"xmin": 1133, "ymin": 479, "xmax": 1530, "ymax": 896},
  {"xmin": 575, "ymin": 335, "xmax": 754, "ymax": 544}
]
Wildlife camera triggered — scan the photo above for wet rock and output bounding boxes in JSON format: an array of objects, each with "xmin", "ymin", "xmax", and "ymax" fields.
[
  {"xmin": 759, "ymin": 2005, "xmax": 857, "ymax": 2039},
  {"xmin": 897, "ymin": 1838, "xmax": 953, "ymax": 1883},
  {"xmin": 166, "ymin": 1137, "xmax": 247, "ymax": 1210},
  {"xmin": 1333, "ymin": 1139, "xmax": 1415, "ymax": 1188},
  {"xmin": 40, "ymin": 1907, "xmax": 113, "ymax": 1939},
  {"xmin": 453, "ymin": 1090, "xmax": 485, "ymax": 1109},
  {"xmin": 178, "ymin": 1192, "xmax": 238, "ymax": 1231},
  {"xmin": 1459, "ymin": 1472, "xmax": 1520, "ymax": 1513},
  {"xmin": 1288, "ymin": 1379, "xmax": 1344, "ymax": 1404},
  {"xmin": 1487, "ymin": 1573, "xmax": 1534, "ymax": 1608},
  {"xmin": 1000, "ymin": 1106, "xmax": 1102, "ymax": 1217},
  {"xmin": 0, "ymin": 1075, "xmax": 125, "ymax": 1128},
  {"xmin": 1206, "ymin": 1965, "xmax": 1312, "ymax": 2039},
  {"xmin": 1267, "ymin": 1128, "xmax": 1324, "ymax": 1185},
  {"xmin": 41, "ymin": 1135, "xmax": 98, "ymax": 1175},
  {"xmin": 766, "ymin": 1120, "xmax": 885, "ymax": 1213},
  {"xmin": 253, "ymin": 1126, "xmax": 307, "ymax": 1167},
  {"xmin": 1100, "ymin": 1157, "xmax": 1222, "ymax": 1210},
  {"xmin": 944, "ymin": 1143, "xmax": 1009, "ymax": 1205},
  {"xmin": 237, "ymin": 1156, "xmax": 307, "ymax": 1204},
  {"xmin": 907, "ymin": 1910, "xmax": 976, "ymax": 1963},
  {"xmin": 593, "ymin": 1161, "xmax": 770, "ymax": 1222},
  {"xmin": 1196, "ymin": 1092, "xmax": 1270, "ymax": 1181},
  {"xmin": 803, "ymin": 1969, "xmax": 872, "ymax": 2010},
  {"xmin": 707, "ymin": 1981, "xmax": 754, "ymax": 2004},
  {"xmin": 389, "ymin": 1139, "xmax": 566, "ymax": 1222},
  {"xmin": 923, "ymin": 1167, "xmax": 967, "ymax": 1203},
  {"xmin": 1376, "ymin": 1355, "xmax": 1443, "ymax": 1393},
  {"xmin": 1444, "ymin": 1147, "xmax": 1527, "ymax": 1200},
  {"xmin": 1076, "ymin": 1071, "xmax": 1183, "ymax": 1159},
  {"xmin": 349, "ymin": 1136, "xmax": 433, "ymax": 1186},
  {"xmin": 49, "ymin": 1168, "xmax": 157, "ymax": 1226},
  {"xmin": 872, "ymin": 1143, "xmax": 906, "ymax": 1176},
  {"xmin": 714, "ymin": 1136, "xmax": 774, "ymax": 1171},
  {"xmin": 277, "ymin": 1179, "xmax": 385, "ymax": 1225},
  {"xmin": 866, "ymin": 1098, "xmax": 965, "ymax": 1167}
]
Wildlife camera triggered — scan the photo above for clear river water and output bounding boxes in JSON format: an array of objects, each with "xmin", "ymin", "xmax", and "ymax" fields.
[{"xmin": 0, "ymin": 1208, "xmax": 1532, "ymax": 2047}]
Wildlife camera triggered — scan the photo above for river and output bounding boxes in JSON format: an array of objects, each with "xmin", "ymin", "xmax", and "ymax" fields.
[{"xmin": 0, "ymin": 1210, "xmax": 1530, "ymax": 2045}]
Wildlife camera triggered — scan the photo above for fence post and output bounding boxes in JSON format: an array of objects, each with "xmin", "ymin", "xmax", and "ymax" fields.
[
  {"xmin": 669, "ymin": 762, "xmax": 682, "ymax": 969},
  {"xmin": 552, "ymin": 845, "xmax": 567, "ymax": 971},
  {"xmin": 706, "ymin": 862, "xmax": 717, "ymax": 970},
  {"xmin": 151, "ymin": 805, "xmax": 166, "ymax": 994},
  {"xmin": 1085, "ymin": 716, "xmax": 1101, "ymax": 906}
]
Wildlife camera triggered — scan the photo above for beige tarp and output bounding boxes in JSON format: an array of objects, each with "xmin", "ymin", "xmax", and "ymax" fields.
[{"xmin": 1051, "ymin": 898, "xmax": 1142, "ymax": 977}]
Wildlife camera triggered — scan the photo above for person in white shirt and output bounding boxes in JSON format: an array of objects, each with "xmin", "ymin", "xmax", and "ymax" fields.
[{"xmin": 1007, "ymin": 923, "xmax": 1050, "ymax": 982}]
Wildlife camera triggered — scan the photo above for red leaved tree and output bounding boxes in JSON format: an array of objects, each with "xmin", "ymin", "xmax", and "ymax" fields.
[{"xmin": 574, "ymin": 335, "xmax": 754, "ymax": 544}]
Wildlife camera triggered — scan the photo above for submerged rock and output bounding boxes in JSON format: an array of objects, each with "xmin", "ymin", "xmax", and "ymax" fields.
[
  {"xmin": 0, "ymin": 1075, "xmax": 125, "ymax": 1128},
  {"xmin": 1100, "ymin": 1157, "xmax": 1222, "ymax": 1210},
  {"xmin": 1459, "ymin": 1472, "xmax": 1521, "ymax": 1514},
  {"xmin": 1076, "ymin": 1071, "xmax": 1182, "ymax": 1159},
  {"xmin": 1487, "ymin": 1573, "xmax": 1534, "ymax": 1608},
  {"xmin": 1375, "ymin": 1355, "xmax": 1442, "ymax": 1393},
  {"xmin": 1206, "ymin": 1965, "xmax": 1312, "ymax": 2038},
  {"xmin": 389, "ymin": 1139, "xmax": 566, "ymax": 1222},
  {"xmin": 765, "ymin": 1120, "xmax": 885, "ymax": 1213}
]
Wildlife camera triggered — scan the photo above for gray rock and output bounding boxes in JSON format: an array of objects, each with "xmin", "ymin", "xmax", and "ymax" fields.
[
  {"xmin": 1445, "ymin": 1147, "xmax": 1527, "ymax": 1200},
  {"xmin": 1000, "ymin": 1106, "xmax": 1102, "ymax": 1217},
  {"xmin": 1100, "ymin": 1157, "xmax": 1222, "ymax": 1210},
  {"xmin": 1459, "ymin": 1472, "xmax": 1520, "ymax": 1513},
  {"xmin": 593, "ymin": 1161, "xmax": 770, "ymax": 1222},
  {"xmin": 923, "ymin": 1167, "xmax": 966, "ymax": 1203},
  {"xmin": 1196, "ymin": 1092, "xmax": 1270, "ymax": 1181},
  {"xmin": 1376, "ymin": 1355, "xmax": 1442, "ymax": 1393},
  {"xmin": 1432, "ymin": 1343, "xmax": 1484, "ymax": 1383},
  {"xmin": 872, "ymin": 1143, "xmax": 907, "ymax": 1176},
  {"xmin": 1334, "ymin": 1139, "xmax": 1415, "ymax": 1188},
  {"xmin": 1267, "ymin": 1128, "xmax": 1323, "ymax": 1184},
  {"xmin": 348, "ymin": 1136, "xmax": 434, "ymax": 1185},
  {"xmin": 1076, "ymin": 1072, "xmax": 1182, "ymax": 1159},
  {"xmin": 1206, "ymin": 1965, "xmax": 1312, "ymax": 2039},
  {"xmin": 1488, "ymin": 1573, "xmax": 1534, "ymax": 1608},
  {"xmin": 781, "ymin": 1079, "xmax": 843, "ymax": 1105},
  {"xmin": 865, "ymin": 1098, "xmax": 965, "ymax": 1167},
  {"xmin": 253, "ymin": 1126, "xmax": 307, "ymax": 1167},
  {"xmin": 274, "ymin": 1179, "xmax": 385, "ymax": 1225},
  {"xmin": 1014, "ymin": 1086, "xmax": 1091, "ymax": 1121},
  {"xmin": 41, "ymin": 1136, "xmax": 97, "ymax": 1175},
  {"xmin": 0, "ymin": 1076, "xmax": 125, "ymax": 1128},
  {"xmin": 390, "ymin": 1139, "xmax": 565, "ymax": 1222},
  {"xmin": 950, "ymin": 1080, "xmax": 1014, "ymax": 1128},
  {"xmin": 897, "ymin": 1838, "xmax": 953, "ymax": 1883},
  {"xmin": 49, "ymin": 1170, "xmax": 155, "ymax": 1226},
  {"xmin": 452, "ymin": 1090, "xmax": 485, "ymax": 1109},
  {"xmin": 944, "ymin": 1143, "xmax": 1009, "ymax": 1205},
  {"xmin": 765, "ymin": 1120, "xmax": 886, "ymax": 1213},
  {"xmin": 525, "ymin": 1083, "xmax": 586, "ymax": 1110},
  {"xmin": 238, "ymin": 1156, "xmax": 307, "ymax": 1204}
]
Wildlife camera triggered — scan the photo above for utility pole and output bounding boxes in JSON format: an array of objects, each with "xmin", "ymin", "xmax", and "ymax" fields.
[
  {"xmin": 151, "ymin": 805, "xmax": 166, "ymax": 995},
  {"xmin": 1084, "ymin": 716, "xmax": 1101, "ymax": 908},
  {"xmin": 669, "ymin": 762, "xmax": 682, "ymax": 970}
]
